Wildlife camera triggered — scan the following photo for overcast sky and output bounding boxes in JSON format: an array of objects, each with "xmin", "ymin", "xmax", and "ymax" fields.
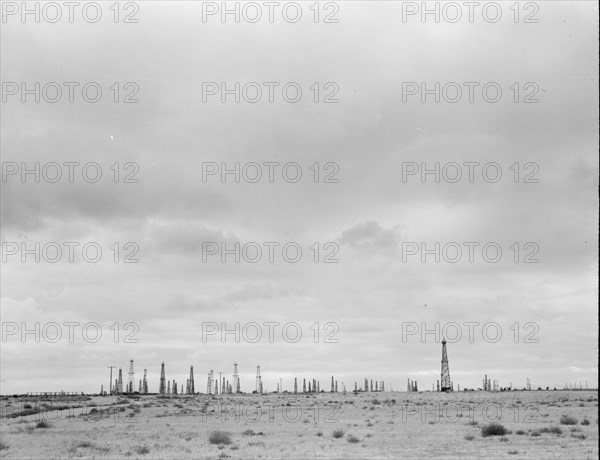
[{"xmin": 1, "ymin": 1, "xmax": 598, "ymax": 394}]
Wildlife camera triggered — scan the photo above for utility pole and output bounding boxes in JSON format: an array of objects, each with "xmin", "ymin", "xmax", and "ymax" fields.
[{"xmin": 108, "ymin": 366, "xmax": 116, "ymax": 395}]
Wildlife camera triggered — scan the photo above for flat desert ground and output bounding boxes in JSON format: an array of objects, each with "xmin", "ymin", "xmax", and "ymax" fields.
[{"xmin": 0, "ymin": 390, "xmax": 597, "ymax": 459}]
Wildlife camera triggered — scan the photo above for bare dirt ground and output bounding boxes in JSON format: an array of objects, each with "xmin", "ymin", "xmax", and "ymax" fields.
[{"xmin": 0, "ymin": 390, "xmax": 597, "ymax": 459}]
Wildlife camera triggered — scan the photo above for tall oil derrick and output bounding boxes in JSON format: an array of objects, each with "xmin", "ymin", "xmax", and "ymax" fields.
[
  {"xmin": 127, "ymin": 359, "xmax": 135, "ymax": 393},
  {"xmin": 108, "ymin": 366, "xmax": 116, "ymax": 395},
  {"xmin": 440, "ymin": 338, "xmax": 452, "ymax": 392},
  {"xmin": 233, "ymin": 362, "xmax": 239, "ymax": 393},
  {"xmin": 117, "ymin": 368, "xmax": 123, "ymax": 394},
  {"xmin": 159, "ymin": 362, "xmax": 166, "ymax": 395},
  {"xmin": 142, "ymin": 369, "xmax": 148, "ymax": 394},
  {"xmin": 189, "ymin": 366, "xmax": 195, "ymax": 394},
  {"xmin": 303, "ymin": 379, "xmax": 306, "ymax": 393},
  {"xmin": 256, "ymin": 366, "xmax": 262, "ymax": 393},
  {"xmin": 331, "ymin": 376, "xmax": 335, "ymax": 392},
  {"xmin": 294, "ymin": 378, "xmax": 298, "ymax": 394},
  {"xmin": 207, "ymin": 370, "xmax": 214, "ymax": 394}
]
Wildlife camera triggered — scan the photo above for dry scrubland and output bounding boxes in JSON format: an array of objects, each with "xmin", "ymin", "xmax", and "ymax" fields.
[{"xmin": 0, "ymin": 390, "xmax": 597, "ymax": 459}]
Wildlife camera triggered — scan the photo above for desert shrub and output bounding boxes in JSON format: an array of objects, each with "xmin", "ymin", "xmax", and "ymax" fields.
[
  {"xmin": 481, "ymin": 423, "xmax": 508, "ymax": 437},
  {"xmin": 540, "ymin": 426, "xmax": 562, "ymax": 435},
  {"xmin": 135, "ymin": 445, "xmax": 150, "ymax": 455},
  {"xmin": 0, "ymin": 442, "xmax": 8, "ymax": 450},
  {"xmin": 347, "ymin": 434, "xmax": 360, "ymax": 443},
  {"xmin": 23, "ymin": 403, "xmax": 33, "ymax": 409},
  {"xmin": 77, "ymin": 441, "xmax": 95, "ymax": 448},
  {"xmin": 35, "ymin": 420, "xmax": 52, "ymax": 429},
  {"xmin": 499, "ymin": 436, "xmax": 509, "ymax": 442},
  {"xmin": 508, "ymin": 450, "xmax": 518, "ymax": 455},
  {"xmin": 209, "ymin": 431, "xmax": 232, "ymax": 445},
  {"xmin": 316, "ymin": 432, "xmax": 323, "ymax": 437},
  {"xmin": 559, "ymin": 415, "xmax": 578, "ymax": 425},
  {"xmin": 371, "ymin": 399, "xmax": 381, "ymax": 405},
  {"xmin": 530, "ymin": 430, "xmax": 541, "ymax": 437},
  {"xmin": 515, "ymin": 430, "xmax": 526, "ymax": 435},
  {"xmin": 332, "ymin": 429, "xmax": 344, "ymax": 439},
  {"xmin": 581, "ymin": 418, "xmax": 590, "ymax": 425},
  {"xmin": 468, "ymin": 421, "xmax": 478, "ymax": 426},
  {"xmin": 242, "ymin": 429, "xmax": 255, "ymax": 436},
  {"xmin": 464, "ymin": 434, "xmax": 475, "ymax": 441}
]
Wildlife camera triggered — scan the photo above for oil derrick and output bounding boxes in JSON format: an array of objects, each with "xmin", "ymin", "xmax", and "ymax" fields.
[
  {"xmin": 256, "ymin": 366, "xmax": 262, "ymax": 393},
  {"xmin": 381, "ymin": 381, "xmax": 385, "ymax": 392},
  {"xmin": 159, "ymin": 362, "xmax": 166, "ymax": 395},
  {"xmin": 189, "ymin": 366, "xmax": 195, "ymax": 394},
  {"xmin": 375, "ymin": 381, "xmax": 378, "ymax": 392},
  {"xmin": 331, "ymin": 377, "xmax": 335, "ymax": 392},
  {"xmin": 407, "ymin": 378, "xmax": 411, "ymax": 392},
  {"xmin": 294, "ymin": 378, "xmax": 298, "ymax": 394},
  {"xmin": 303, "ymin": 379, "xmax": 306, "ymax": 393},
  {"xmin": 370, "ymin": 380, "xmax": 373, "ymax": 392},
  {"xmin": 364, "ymin": 379, "xmax": 368, "ymax": 392},
  {"xmin": 354, "ymin": 382, "xmax": 357, "ymax": 392},
  {"xmin": 335, "ymin": 381, "xmax": 338, "ymax": 392},
  {"xmin": 207, "ymin": 370, "xmax": 214, "ymax": 394},
  {"xmin": 308, "ymin": 382, "xmax": 312, "ymax": 392},
  {"xmin": 143, "ymin": 369, "xmax": 148, "ymax": 394},
  {"xmin": 222, "ymin": 377, "xmax": 226, "ymax": 394},
  {"xmin": 108, "ymin": 366, "xmax": 116, "ymax": 395},
  {"xmin": 127, "ymin": 359, "xmax": 135, "ymax": 393},
  {"xmin": 436, "ymin": 380, "xmax": 440, "ymax": 392},
  {"xmin": 232, "ymin": 363, "xmax": 239, "ymax": 394},
  {"xmin": 173, "ymin": 380, "xmax": 177, "ymax": 395},
  {"xmin": 117, "ymin": 368, "xmax": 123, "ymax": 394},
  {"xmin": 440, "ymin": 338, "xmax": 452, "ymax": 392},
  {"xmin": 167, "ymin": 380, "xmax": 171, "ymax": 394}
]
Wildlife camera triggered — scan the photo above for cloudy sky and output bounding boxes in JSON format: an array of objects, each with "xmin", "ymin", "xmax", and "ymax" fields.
[{"xmin": 1, "ymin": 1, "xmax": 597, "ymax": 394}]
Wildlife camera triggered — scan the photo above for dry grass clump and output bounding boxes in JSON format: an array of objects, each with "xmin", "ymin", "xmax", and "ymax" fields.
[
  {"xmin": 209, "ymin": 431, "xmax": 232, "ymax": 445},
  {"xmin": 481, "ymin": 423, "xmax": 508, "ymax": 437},
  {"xmin": 332, "ymin": 429, "xmax": 344, "ymax": 438},
  {"xmin": 559, "ymin": 415, "xmax": 578, "ymax": 425}
]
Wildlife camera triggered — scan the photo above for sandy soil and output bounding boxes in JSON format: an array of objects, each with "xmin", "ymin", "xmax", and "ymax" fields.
[{"xmin": 0, "ymin": 390, "xmax": 597, "ymax": 459}]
